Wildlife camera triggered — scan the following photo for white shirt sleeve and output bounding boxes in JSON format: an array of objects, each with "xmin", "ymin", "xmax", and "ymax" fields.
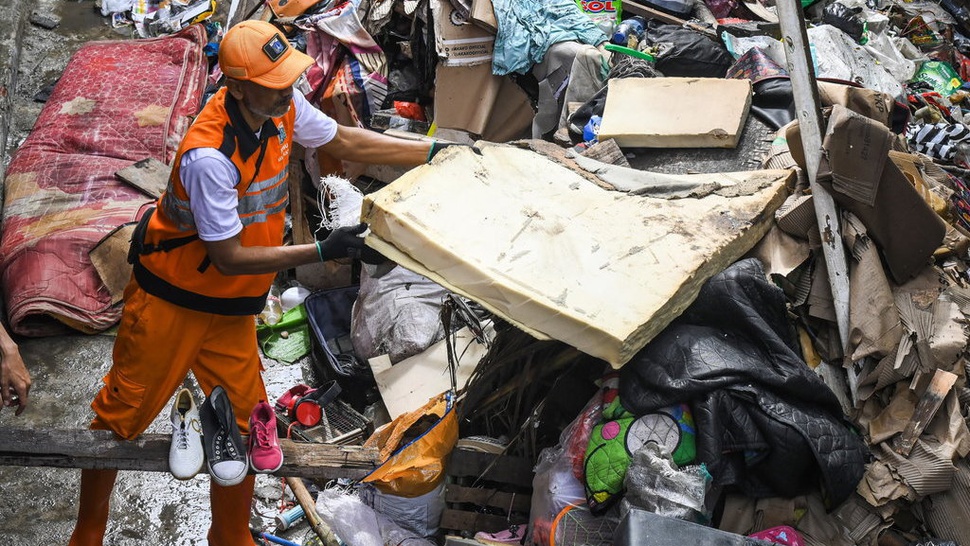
[
  {"xmin": 180, "ymin": 148, "xmax": 244, "ymax": 242},
  {"xmin": 293, "ymin": 91, "xmax": 338, "ymax": 148}
]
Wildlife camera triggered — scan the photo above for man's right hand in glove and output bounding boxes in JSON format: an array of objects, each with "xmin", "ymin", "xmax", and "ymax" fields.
[{"xmin": 316, "ymin": 223, "xmax": 388, "ymax": 265}]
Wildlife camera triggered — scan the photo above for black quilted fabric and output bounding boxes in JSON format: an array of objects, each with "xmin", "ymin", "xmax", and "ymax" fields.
[{"xmin": 619, "ymin": 258, "xmax": 869, "ymax": 507}]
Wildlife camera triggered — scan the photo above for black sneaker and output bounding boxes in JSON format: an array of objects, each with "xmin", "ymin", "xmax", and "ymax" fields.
[{"xmin": 199, "ymin": 385, "xmax": 248, "ymax": 487}]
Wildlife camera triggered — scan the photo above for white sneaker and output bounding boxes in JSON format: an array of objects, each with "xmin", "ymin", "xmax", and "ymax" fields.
[{"xmin": 169, "ymin": 388, "xmax": 204, "ymax": 480}]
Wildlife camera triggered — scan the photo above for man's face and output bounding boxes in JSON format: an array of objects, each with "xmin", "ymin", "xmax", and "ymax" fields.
[{"xmin": 238, "ymin": 80, "xmax": 293, "ymax": 119}]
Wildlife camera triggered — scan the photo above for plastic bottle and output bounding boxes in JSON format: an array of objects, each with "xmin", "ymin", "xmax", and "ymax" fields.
[
  {"xmin": 274, "ymin": 504, "xmax": 306, "ymax": 532},
  {"xmin": 611, "ymin": 16, "xmax": 646, "ymax": 48},
  {"xmin": 259, "ymin": 285, "xmax": 283, "ymax": 326}
]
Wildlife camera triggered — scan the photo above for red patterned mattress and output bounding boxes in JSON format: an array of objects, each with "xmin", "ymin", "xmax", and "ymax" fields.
[{"xmin": 0, "ymin": 24, "xmax": 208, "ymax": 336}]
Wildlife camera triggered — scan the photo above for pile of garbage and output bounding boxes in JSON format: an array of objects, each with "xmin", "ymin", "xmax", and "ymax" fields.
[{"xmin": 30, "ymin": 0, "xmax": 970, "ymax": 543}]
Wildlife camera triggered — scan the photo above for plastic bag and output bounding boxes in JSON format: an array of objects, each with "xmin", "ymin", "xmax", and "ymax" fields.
[
  {"xmin": 351, "ymin": 265, "xmax": 449, "ymax": 364},
  {"xmin": 912, "ymin": 60, "xmax": 964, "ymax": 97},
  {"xmin": 644, "ymin": 21, "xmax": 734, "ymax": 78},
  {"xmin": 361, "ymin": 392, "xmax": 458, "ymax": 497},
  {"xmin": 531, "ymin": 446, "xmax": 590, "ymax": 546},
  {"xmin": 316, "ymin": 487, "xmax": 435, "ymax": 546},
  {"xmin": 359, "ymin": 481, "xmax": 446, "ymax": 537},
  {"xmin": 530, "ymin": 389, "xmax": 606, "ymax": 545},
  {"xmin": 575, "ymin": 0, "xmax": 622, "ymax": 36},
  {"xmin": 822, "ymin": 2, "xmax": 866, "ymax": 42},
  {"xmin": 101, "ymin": 0, "xmax": 135, "ymax": 15},
  {"xmin": 748, "ymin": 526, "xmax": 806, "ymax": 546},
  {"xmin": 619, "ymin": 442, "xmax": 710, "ymax": 523}
]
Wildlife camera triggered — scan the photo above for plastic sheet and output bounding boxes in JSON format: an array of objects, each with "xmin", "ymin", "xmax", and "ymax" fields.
[
  {"xmin": 808, "ymin": 24, "xmax": 904, "ymax": 97},
  {"xmin": 620, "ymin": 442, "xmax": 711, "ymax": 523},
  {"xmin": 351, "ymin": 265, "xmax": 449, "ymax": 364}
]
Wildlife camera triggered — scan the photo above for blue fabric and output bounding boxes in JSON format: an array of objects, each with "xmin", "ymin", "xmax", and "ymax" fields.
[{"xmin": 491, "ymin": 0, "xmax": 607, "ymax": 75}]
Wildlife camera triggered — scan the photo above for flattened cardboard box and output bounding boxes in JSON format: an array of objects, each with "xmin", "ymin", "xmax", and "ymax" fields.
[
  {"xmin": 470, "ymin": 0, "xmax": 498, "ymax": 32},
  {"xmin": 433, "ymin": 63, "xmax": 533, "ymax": 140},
  {"xmin": 433, "ymin": 0, "xmax": 494, "ymax": 66},
  {"xmin": 788, "ymin": 105, "xmax": 947, "ymax": 283}
]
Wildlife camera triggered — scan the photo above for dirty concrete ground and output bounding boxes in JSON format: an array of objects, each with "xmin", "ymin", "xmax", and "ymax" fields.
[{"xmin": 0, "ymin": 1, "xmax": 325, "ymax": 543}]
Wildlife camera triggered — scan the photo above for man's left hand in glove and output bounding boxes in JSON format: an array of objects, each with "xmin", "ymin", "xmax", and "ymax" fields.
[{"xmin": 316, "ymin": 223, "xmax": 388, "ymax": 265}]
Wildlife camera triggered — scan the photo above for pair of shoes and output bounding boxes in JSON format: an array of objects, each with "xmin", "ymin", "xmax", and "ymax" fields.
[
  {"xmin": 474, "ymin": 523, "xmax": 526, "ymax": 546},
  {"xmin": 169, "ymin": 387, "xmax": 284, "ymax": 485}
]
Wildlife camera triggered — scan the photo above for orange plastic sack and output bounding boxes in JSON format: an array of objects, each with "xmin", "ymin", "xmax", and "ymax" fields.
[{"xmin": 361, "ymin": 393, "xmax": 458, "ymax": 497}]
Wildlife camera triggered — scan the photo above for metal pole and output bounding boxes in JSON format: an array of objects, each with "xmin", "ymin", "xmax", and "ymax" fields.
[{"xmin": 775, "ymin": 0, "xmax": 857, "ymax": 407}]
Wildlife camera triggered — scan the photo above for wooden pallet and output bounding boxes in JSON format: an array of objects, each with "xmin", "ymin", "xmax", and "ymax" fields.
[{"xmin": 440, "ymin": 448, "xmax": 534, "ymax": 535}]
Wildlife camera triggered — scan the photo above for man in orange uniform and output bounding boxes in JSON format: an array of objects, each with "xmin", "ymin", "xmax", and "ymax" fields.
[{"xmin": 69, "ymin": 20, "xmax": 438, "ymax": 546}]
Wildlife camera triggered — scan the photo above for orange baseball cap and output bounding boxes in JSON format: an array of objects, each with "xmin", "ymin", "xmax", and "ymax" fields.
[{"xmin": 219, "ymin": 20, "xmax": 314, "ymax": 89}]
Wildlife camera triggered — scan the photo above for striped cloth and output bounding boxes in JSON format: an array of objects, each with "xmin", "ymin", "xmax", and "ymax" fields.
[{"xmin": 908, "ymin": 121, "xmax": 970, "ymax": 161}]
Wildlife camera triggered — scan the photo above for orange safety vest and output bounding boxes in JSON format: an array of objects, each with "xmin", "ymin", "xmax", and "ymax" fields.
[{"xmin": 132, "ymin": 87, "xmax": 295, "ymax": 315}]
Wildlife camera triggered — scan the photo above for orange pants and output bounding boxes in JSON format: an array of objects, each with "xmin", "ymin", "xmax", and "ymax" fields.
[{"xmin": 70, "ymin": 279, "xmax": 266, "ymax": 546}]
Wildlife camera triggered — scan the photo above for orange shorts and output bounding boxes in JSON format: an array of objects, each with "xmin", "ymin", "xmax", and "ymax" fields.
[{"xmin": 91, "ymin": 279, "xmax": 266, "ymax": 440}]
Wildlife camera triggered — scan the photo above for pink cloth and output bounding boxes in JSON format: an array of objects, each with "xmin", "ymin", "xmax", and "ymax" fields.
[{"xmin": 749, "ymin": 526, "xmax": 806, "ymax": 546}]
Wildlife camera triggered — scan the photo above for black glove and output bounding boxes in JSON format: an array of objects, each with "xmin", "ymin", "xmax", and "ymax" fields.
[
  {"xmin": 427, "ymin": 141, "xmax": 483, "ymax": 162},
  {"xmin": 316, "ymin": 223, "xmax": 388, "ymax": 265}
]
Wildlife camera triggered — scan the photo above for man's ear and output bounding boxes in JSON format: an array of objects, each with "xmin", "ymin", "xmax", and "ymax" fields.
[{"xmin": 225, "ymin": 78, "xmax": 245, "ymax": 100}]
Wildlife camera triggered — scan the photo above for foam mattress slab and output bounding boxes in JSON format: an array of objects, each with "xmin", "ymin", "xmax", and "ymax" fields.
[{"xmin": 361, "ymin": 144, "xmax": 791, "ymax": 366}]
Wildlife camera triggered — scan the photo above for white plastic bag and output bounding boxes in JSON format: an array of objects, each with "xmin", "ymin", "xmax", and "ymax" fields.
[
  {"xmin": 101, "ymin": 0, "xmax": 135, "ymax": 15},
  {"xmin": 315, "ymin": 487, "xmax": 435, "ymax": 546}
]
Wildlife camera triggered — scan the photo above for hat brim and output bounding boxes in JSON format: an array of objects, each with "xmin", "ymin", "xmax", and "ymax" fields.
[{"xmin": 249, "ymin": 48, "xmax": 315, "ymax": 90}]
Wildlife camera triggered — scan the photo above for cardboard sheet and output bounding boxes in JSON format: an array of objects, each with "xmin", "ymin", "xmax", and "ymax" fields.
[
  {"xmin": 89, "ymin": 223, "xmax": 135, "ymax": 305},
  {"xmin": 361, "ymin": 145, "xmax": 791, "ymax": 366},
  {"xmin": 433, "ymin": 63, "xmax": 533, "ymax": 140},
  {"xmin": 598, "ymin": 78, "xmax": 753, "ymax": 149}
]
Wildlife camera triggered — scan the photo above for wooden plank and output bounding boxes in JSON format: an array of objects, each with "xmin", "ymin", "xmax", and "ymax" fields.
[
  {"xmin": 115, "ymin": 157, "xmax": 170, "ymax": 199},
  {"xmin": 776, "ymin": 0, "xmax": 855, "ymax": 408},
  {"xmin": 0, "ymin": 428, "xmax": 379, "ymax": 480},
  {"xmin": 621, "ymin": 0, "xmax": 717, "ymax": 37},
  {"xmin": 288, "ymin": 144, "xmax": 313, "ymax": 245},
  {"xmin": 445, "ymin": 484, "xmax": 532, "ymax": 511},
  {"xmin": 895, "ymin": 369, "xmax": 958, "ymax": 456},
  {"xmin": 448, "ymin": 448, "xmax": 534, "ymax": 487},
  {"xmin": 620, "ymin": 0, "xmax": 686, "ymax": 25},
  {"xmin": 440, "ymin": 509, "xmax": 514, "ymax": 534}
]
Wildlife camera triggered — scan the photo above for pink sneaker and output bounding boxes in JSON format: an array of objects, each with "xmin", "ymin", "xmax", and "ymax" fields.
[
  {"xmin": 248, "ymin": 400, "xmax": 283, "ymax": 473},
  {"xmin": 474, "ymin": 524, "xmax": 526, "ymax": 546}
]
